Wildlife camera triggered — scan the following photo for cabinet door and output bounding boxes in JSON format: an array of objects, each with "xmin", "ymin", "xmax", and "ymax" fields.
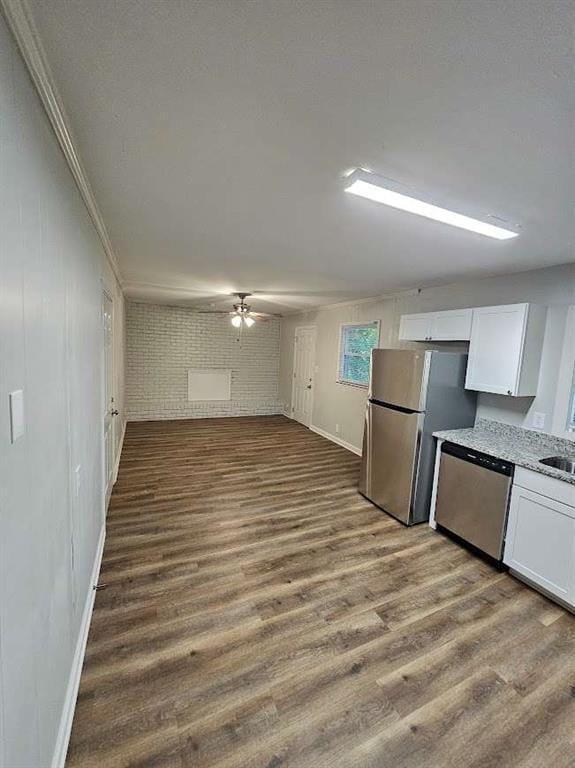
[
  {"xmin": 504, "ymin": 485, "xmax": 575, "ymax": 605},
  {"xmin": 398, "ymin": 313, "xmax": 432, "ymax": 341},
  {"xmin": 465, "ymin": 304, "xmax": 527, "ymax": 395},
  {"xmin": 430, "ymin": 309, "xmax": 472, "ymax": 341}
]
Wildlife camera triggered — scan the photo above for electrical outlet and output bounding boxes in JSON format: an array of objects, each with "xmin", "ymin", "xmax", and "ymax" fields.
[
  {"xmin": 335, "ymin": 424, "xmax": 341, "ymax": 434},
  {"xmin": 532, "ymin": 412, "xmax": 546, "ymax": 430}
]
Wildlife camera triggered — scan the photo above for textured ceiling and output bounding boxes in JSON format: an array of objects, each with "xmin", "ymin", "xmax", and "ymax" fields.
[{"xmin": 29, "ymin": 0, "xmax": 575, "ymax": 313}]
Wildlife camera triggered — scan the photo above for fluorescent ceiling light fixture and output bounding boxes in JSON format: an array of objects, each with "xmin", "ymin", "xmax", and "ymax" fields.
[{"xmin": 344, "ymin": 169, "xmax": 518, "ymax": 240}]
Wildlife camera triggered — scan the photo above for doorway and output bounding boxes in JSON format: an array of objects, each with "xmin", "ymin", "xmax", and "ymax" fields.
[
  {"xmin": 102, "ymin": 290, "xmax": 115, "ymax": 505},
  {"xmin": 291, "ymin": 326, "xmax": 316, "ymax": 427}
]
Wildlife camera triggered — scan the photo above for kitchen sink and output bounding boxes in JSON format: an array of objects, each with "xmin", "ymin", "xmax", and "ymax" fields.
[{"xmin": 539, "ymin": 456, "xmax": 575, "ymax": 474}]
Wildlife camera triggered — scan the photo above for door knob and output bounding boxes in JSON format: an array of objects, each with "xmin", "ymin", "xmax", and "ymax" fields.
[
  {"xmin": 306, "ymin": 385, "xmax": 312, "ymax": 389},
  {"xmin": 111, "ymin": 409, "xmax": 119, "ymax": 416}
]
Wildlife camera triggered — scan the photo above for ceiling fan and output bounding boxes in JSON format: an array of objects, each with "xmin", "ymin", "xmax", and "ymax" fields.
[{"xmin": 199, "ymin": 292, "xmax": 277, "ymax": 329}]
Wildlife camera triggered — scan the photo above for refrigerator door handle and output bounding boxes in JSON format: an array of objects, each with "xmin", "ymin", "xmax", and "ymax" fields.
[{"xmin": 365, "ymin": 405, "xmax": 371, "ymax": 494}]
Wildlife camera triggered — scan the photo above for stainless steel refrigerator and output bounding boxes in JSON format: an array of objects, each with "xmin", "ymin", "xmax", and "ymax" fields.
[{"xmin": 359, "ymin": 349, "xmax": 476, "ymax": 525}]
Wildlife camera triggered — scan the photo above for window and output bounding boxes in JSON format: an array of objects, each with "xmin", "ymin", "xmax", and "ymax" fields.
[
  {"xmin": 338, "ymin": 322, "xmax": 379, "ymax": 387},
  {"xmin": 569, "ymin": 371, "xmax": 575, "ymax": 432},
  {"xmin": 552, "ymin": 305, "xmax": 575, "ymax": 438}
]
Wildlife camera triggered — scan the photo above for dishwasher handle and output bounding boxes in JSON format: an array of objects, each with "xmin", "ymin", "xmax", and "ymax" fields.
[{"xmin": 441, "ymin": 441, "xmax": 514, "ymax": 477}]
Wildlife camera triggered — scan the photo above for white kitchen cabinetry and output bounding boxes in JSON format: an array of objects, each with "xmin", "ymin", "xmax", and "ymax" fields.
[
  {"xmin": 464, "ymin": 303, "xmax": 546, "ymax": 396},
  {"xmin": 398, "ymin": 313, "xmax": 432, "ymax": 341},
  {"xmin": 399, "ymin": 308, "xmax": 472, "ymax": 342},
  {"xmin": 504, "ymin": 468, "xmax": 575, "ymax": 608}
]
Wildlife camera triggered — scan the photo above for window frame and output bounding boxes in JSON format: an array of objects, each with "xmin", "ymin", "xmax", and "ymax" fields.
[
  {"xmin": 336, "ymin": 321, "xmax": 380, "ymax": 389},
  {"xmin": 551, "ymin": 305, "xmax": 575, "ymax": 440}
]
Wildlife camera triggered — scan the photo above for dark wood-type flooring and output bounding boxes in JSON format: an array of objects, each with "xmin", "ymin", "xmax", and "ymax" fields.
[{"xmin": 67, "ymin": 415, "xmax": 575, "ymax": 767}]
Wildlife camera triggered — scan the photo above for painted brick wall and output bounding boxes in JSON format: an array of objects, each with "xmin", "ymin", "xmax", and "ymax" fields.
[{"xmin": 126, "ymin": 301, "xmax": 282, "ymax": 420}]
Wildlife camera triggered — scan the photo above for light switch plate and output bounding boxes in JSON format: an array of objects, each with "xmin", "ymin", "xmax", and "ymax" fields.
[
  {"xmin": 74, "ymin": 465, "xmax": 82, "ymax": 498},
  {"xmin": 9, "ymin": 390, "xmax": 25, "ymax": 443},
  {"xmin": 532, "ymin": 411, "xmax": 546, "ymax": 430}
]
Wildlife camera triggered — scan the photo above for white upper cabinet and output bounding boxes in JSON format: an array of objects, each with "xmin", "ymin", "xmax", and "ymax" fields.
[
  {"xmin": 465, "ymin": 303, "xmax": 546, "ymax": 396},
  {"xmin": 430, "ymin": 309, "xmax": 473, "ymax": 341},
  {"xmin": 398, "ymin": 308, "xmax": 472, "ymax": 342},
  {"xmin": 398, "ymin": 302, "xmax": 547, "ymax": 397},
  {"xmin": 398, "ymin": 313, "xmax": 432, "ymax": 341}
]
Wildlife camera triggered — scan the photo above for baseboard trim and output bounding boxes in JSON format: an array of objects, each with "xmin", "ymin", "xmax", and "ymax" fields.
[
  {"xmin": 309, "ymin": 424, "xmax": 362, "ymax": 456},
  {"xmin": 51, "ymin": 523, "xmax": 106, "ymax": 768},
  {"xmin": 114, "ymin": 419, "xmax": 126, "ymax": 483},
  {"xmin": 126, "ymin": 411, "xmax": 284, "ymax": 423}
]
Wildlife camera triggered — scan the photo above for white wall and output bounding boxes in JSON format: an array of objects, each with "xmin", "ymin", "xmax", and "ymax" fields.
[
  {"xmin": 0, "ymin": 15, "xmax": 124, "ymax": 768},
  {"xmin": 126, "ymin": 301, "xmax": 281, "ymax": 421},
  {"xmin": 279, "ymin": 263, "xmax": 575, "ymax": 451}
]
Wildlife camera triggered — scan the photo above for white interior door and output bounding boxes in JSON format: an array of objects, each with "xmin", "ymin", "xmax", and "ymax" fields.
[
  {"xmin": 292, "ymin": 326, "xmax": 316, "ymax": 427},
  {"xmin": 102, "ymin": 291, "xmax": 115, "ymax": 504}
]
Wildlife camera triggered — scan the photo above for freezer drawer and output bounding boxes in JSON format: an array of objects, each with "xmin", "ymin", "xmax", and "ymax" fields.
[
  {"xmin": 359, "ymin": 402, "xmax": 422, "ymax": 524},
  {"xmin": 435, "ymin": 446, "xmax": 512, "ymax": 559}
]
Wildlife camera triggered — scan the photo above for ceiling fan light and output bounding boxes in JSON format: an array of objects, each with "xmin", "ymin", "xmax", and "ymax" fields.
[
  {"xmin": 244, "ymin": 316, "xmax": 255, "ymax": 327},
  {"xmin": 231, "ymin": 315, "xmax": 242, "ymax": 328}
]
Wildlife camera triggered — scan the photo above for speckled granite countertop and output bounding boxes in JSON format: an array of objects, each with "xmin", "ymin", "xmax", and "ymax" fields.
[{"xmin": 434, "ymin": 418, "xmax": 575, "ymax": 486}]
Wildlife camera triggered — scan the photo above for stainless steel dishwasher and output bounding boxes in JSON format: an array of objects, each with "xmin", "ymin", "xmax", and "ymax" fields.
[{"xmin": 435, "ymin": 441, "xmax": 514, "ymax": 562}]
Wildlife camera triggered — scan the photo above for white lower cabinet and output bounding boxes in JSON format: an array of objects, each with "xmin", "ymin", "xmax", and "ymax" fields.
[{"xmin": 504, "ymin": 469, "xmax": 575, "ymax": 607}]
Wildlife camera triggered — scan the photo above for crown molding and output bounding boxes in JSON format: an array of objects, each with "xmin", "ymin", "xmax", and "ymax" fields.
[
  {"xmin": 1, "ymin": 0, "xmax": 123, "ymax": 286},
  {"xmin": 123, "ymin": 280, "xmax": 215, "ymax": 296},
  {"xmin": 281, "ymin": 288, "xmax": 422, "ymax": 316},
  {"xmin": 122, "ymin": 280, "xmax": 386, "ymax": 315}
]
